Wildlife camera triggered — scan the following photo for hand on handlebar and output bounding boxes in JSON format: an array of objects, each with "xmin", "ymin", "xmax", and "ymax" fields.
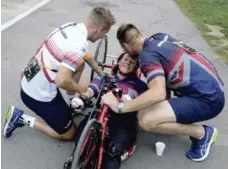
[
  {"xmin": 71, "ymin": 97, "xmax": 84, "ymax": 109},
  {"xmin": 71, "ymin": 95, "xmax": 93, "ymax": 109}
]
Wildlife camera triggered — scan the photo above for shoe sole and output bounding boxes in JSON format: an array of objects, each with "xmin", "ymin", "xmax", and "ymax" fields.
[
  {"xmin": 191, "ymin": 127, "xmax": 219, "ymax": 162},
  {"xmin": 3, "ymin": 106, "xmax": 14, "ymax": 138}
]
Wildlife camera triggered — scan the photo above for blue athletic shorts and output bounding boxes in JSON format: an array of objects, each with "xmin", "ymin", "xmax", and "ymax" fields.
[
  {"xmin": 20, "ymin": 88, "xmax": 73, "ymax": 134},
  {"xmin": 168, "ymin": 92, "xmax": 225, "ymax": 124}
]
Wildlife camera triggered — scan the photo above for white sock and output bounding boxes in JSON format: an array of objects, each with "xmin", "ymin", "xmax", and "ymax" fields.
[{"xmin": 21, "ymin": 114, "xmax": 36, "ymax": 128}]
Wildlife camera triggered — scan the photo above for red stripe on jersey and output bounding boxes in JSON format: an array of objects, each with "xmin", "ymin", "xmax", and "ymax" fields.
[
  {"xmin": 45, "ymin": 39, "xmax": 62, "ymax": 62},
  {"xmin": 144, "ymin": 63, "xmax": 163, "ymax": 75},
  {"xmin": 189, "ymin": 53, "xmax": 224, "ymax": 85},
  {"xmin": 64, "ymin": 52, "xmax": 82, "ymax": 67},
  {"xmin": 167, "ymin": 48, "xmax": 183, "ymax": 73},
  {"xmin": 41, "ymin": 51, "xmax": 55, "ymax": 83}
]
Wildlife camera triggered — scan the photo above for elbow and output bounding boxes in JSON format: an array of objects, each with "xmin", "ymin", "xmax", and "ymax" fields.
[
  {"xmin": 83, "ymin": 52, "xmax": 92, "ymax": 61},
  {"xmin": 55, "ymin": 75, "xmax": 68, "ymax": 88}
]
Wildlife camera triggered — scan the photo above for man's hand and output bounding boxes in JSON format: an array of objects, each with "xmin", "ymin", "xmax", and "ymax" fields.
[{"xmin": 101, "ymin": 92, "xmax": 119, "ymax": 113}]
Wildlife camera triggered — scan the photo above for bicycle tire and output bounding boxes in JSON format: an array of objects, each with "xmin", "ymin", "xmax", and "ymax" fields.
[
  {"xmin": 71, "ymin": 119, "xmax": 101, "ymax": 169},
  {"xmin": 90, "ymin": 35, "xmax": 108, "ymax": 81}
]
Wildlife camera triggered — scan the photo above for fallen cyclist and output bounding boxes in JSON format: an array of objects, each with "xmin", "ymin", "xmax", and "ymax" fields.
[{"xmin": 71, "ymin": 52, "xmax": 147, "ymax": 169}]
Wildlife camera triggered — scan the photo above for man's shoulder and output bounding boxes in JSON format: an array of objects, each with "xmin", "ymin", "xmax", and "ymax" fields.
[
  {"xmin": 62, "ymin": 23, "xmax": 88, "ymax": 52},
  {"xmin": 140, "ymin": 45, "xmax": 161, "ymax": 64},
  {"xmin": 151, "ymin": 32, "xmax": 179, "ymax": 42},
  {"xmin": 67, "ymin": 23, "xmax": 87, "ymax": 40}
]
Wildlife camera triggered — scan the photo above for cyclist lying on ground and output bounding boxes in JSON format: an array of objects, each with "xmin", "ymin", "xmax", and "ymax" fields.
[{"xmin": 71, "ymin": 52, "xmax": 147, "ymax": 169}]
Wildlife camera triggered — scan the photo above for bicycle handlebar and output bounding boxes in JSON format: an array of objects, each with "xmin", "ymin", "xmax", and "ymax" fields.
[{"xmin": 88, "ymin": 74, "xmax": 122, "ymax": 120}]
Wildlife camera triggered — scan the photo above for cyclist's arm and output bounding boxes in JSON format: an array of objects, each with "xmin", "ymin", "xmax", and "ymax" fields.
[
  {"xmin": 83, "ymin": 52, "xmax": 104, "ymax": 76},
  {"xmin": 86, "ymin": 76, "xmax": 104, "ymax": 98}
]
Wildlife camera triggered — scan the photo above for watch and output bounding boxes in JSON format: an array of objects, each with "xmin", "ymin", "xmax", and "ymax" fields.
[{"xmin": 117, "ymin": 102, "xmax": 124, "ymax": 114}]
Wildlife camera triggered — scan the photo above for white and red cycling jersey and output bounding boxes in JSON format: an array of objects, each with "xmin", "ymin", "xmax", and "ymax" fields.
[{"xmin": 21, "ymin": 22, "xmax": 88, "ymax": 102}]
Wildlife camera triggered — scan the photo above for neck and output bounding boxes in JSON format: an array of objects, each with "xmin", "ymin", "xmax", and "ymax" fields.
[
  {"xmin": 136, "ymin": 36, "xmax": 145, "ymax": 53},
  {"xmin": 83, "ymin": 21, "xmax": 96, "ymax": 40},
  {"xmin": 117, "ymin": 72, "xmax": 127, "ymax": 80}
]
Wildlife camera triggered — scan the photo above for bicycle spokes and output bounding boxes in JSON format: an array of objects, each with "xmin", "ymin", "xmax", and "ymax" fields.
[{"xmin": 78, "ymin": 125, "xmax": 101, "ymax": 169}]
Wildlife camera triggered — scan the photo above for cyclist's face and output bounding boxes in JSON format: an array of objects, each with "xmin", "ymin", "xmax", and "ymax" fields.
[{"xmin": 118, "ymin": 53, "xmax": 137, "ymax": 74}]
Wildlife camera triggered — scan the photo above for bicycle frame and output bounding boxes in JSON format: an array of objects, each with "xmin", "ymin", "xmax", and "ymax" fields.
[
  {"xmin": 97, "ymin": 104, "xmax": 109, "ymax": 169},
  {"xmin": 78, "ymin": 75, "xmax": 119, "ymax": 169}
]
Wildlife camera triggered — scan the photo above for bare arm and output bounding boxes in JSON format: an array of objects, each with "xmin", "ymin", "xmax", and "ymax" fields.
[
  {"xmin": 122, "ymin": 76, "xmax": 166, "ymax": 112},
  {"xmin": 55, "ymin": 65, "xmax": 88, "ymax": 94},
  {"xmin": 81, "ymin": 88, "xmax": 95, "ymax": 98},
  {"xmin": 101, "ymin": 76, "xmax": 167, "ymax": 113},
  {"xmin": 83, "ymin": 52, "xmax": 104, "ymax": 76}
]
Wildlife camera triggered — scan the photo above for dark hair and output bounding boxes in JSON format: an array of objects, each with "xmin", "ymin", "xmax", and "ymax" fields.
[
  {"xmin": 112, "ymin": 52, "xmax": 139, "ymax": 74},
  {"xmin": 117, "ymin": 23, "xmax": 141, "ymax": 43}
]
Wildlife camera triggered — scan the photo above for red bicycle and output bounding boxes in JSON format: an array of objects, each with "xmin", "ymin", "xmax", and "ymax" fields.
[{"xmin": 63, "ymin": 36, "xmax": 138, "ymax": 169}]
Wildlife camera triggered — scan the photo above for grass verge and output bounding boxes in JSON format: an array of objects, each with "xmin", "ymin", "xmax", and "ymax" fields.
[{"xmin": 175, "ymin": 0, "xmax": 228, "ymax": 63}]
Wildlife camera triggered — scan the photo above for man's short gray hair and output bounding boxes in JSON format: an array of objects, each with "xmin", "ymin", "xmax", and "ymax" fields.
[{"xmin": 87, "ymin": 7, "xmax": 116, "ymax": 29}]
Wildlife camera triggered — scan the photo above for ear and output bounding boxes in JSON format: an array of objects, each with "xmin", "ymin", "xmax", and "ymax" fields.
[
  {"xmin": 122, "ymin": 43, "xmax": 128, "ymax": 49},
  {"xmin": 99, "ymin": 25, "xmax": 110, "ymax": 33},
  {"xmin": 123, "ymin": 43, "xmax": 131, "ymax": 52},
  {"xmin": 97, "ymin": 27, "xmax": 103, "ymax": 33}
]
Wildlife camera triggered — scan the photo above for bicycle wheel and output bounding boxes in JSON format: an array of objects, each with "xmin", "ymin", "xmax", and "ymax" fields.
[
  {"xmin": 71, "ymin": 119, "xmax": 101, "ymax": 169},
  {"xmin": 90, "ymin": 35, "xmax": 108, "ymax": 81}
]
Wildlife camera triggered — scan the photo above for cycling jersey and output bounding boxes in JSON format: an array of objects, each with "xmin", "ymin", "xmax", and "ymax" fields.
[
  {"xmin": 21, "ymin": 22, "xmax": 88, "ymax": 102},
  {"xmin": 89, "ymin": 74, "xmax": 147, "ymax": 99},
  {"xmin": 140, "ymin": 33, "xmax": 224, "ymax": 101}
]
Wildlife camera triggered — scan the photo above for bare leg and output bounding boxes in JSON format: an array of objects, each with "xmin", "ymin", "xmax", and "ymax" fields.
[
  {"xmin": 33, "ymin": 119, "xmax": 76, "ymax": 141},
  {"xmin": 137, "ymin": 100, "xmax": 205, "ymax": 139}
]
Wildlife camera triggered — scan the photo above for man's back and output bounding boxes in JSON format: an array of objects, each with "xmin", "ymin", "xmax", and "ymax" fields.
[{"xmin": 140, "ymin": 33, "xmax": 224, "ymax": 101}]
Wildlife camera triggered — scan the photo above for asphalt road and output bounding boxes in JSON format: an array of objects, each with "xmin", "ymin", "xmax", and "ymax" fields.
[{"xmin": 1, "ymin": 0, "xmax": 228, "ymax": 169}]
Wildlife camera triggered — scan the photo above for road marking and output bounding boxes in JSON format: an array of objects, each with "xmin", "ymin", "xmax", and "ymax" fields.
[{"xmin": 1, "ymin": 0, "xmax": 52, "ymax": 31}]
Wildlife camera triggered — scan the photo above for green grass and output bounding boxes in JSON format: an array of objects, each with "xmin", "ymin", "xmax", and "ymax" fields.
[{"xmin": 175, "ymin": 0, "xmax": 228, "ymax": 63}]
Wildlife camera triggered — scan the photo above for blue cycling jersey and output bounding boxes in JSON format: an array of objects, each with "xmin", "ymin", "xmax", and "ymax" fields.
[{"xmin": 139, "ymin": 33, "xmax": 224, "ymax": 101}]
